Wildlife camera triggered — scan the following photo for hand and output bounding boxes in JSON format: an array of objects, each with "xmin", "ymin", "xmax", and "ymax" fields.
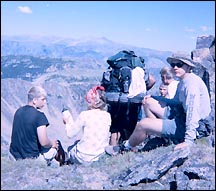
[
  {"xmin": 63, "ymin": 115, "xmax": 70, "ymax": 124},
  {"xmin": 142, "ymin": 95, "xmax": 151, "ymax": 105},
  {"xmin": 52, "ymin": 139, "xmax": 59, "ymax": 150},
  {"xmin": 174, "ymin": 142, "xmax": 189, "ymax": 151}
]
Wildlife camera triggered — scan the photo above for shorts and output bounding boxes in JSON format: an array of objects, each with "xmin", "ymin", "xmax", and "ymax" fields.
[
  {"xmin": 163, "ymin": 106, "xmax": 171, "ymax": 119},
  {"xmin": 161, "ymin": 118, "xmax": 185, "ymax": 144},
  {"xmin": 67, "ymin": 140, "xmax": 83, "ymax": 165}
]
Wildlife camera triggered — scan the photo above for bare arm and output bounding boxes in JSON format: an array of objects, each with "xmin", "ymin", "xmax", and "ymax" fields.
[
  {"xmin": 37, "ymin": 125, "xmax": 58, "ymax": 149},
  {"xmin": 146, "ymin": 74, "xmax": 156, "ymax": 91}
]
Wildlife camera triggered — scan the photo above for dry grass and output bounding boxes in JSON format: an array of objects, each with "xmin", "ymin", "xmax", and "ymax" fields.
[{"xmin": 1, "ymin": 138, "xmax": 215, "ymax": 190}]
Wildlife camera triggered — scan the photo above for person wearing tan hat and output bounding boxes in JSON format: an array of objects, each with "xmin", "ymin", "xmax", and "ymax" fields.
[
  {"xmin": 105, "ymin": 53, "xmax": 212, "ymax": 155},
  {"xmin": 62, "ymin": 85, "xmax": 111, "ymax": 165}
]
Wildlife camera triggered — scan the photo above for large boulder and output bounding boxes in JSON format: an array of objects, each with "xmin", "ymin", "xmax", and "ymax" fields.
[
  {"xmin": 196, "ymin": 35, "xmax": 215, "ymax": 49},
  {"xmin": 191, "ymin": 35, "xmax": 215, "ymax": 106}
]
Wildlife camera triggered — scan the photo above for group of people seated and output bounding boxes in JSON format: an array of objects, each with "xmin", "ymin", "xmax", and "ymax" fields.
[
  {"xmin": 106, "ymin": 52, "xmax": 212, "ymax": 155},
  {"xmin": 9, "ymin": 52, "xmax": 213, "ymax": 166}
]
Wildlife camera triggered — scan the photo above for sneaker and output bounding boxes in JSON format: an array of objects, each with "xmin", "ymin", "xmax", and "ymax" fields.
[
  {"xmin": 105, "ymin": 145, "xmax": 121, "ymax": 156},
  {"xmin": 46, "ymin": 159, "xmax": 52, "ymax": 166},
  {"xmin": 105, "ymin": 144, "xmax": 131, "ymax": 156}
]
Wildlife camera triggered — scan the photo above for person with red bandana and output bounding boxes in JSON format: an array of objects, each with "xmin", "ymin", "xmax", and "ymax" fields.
[{"xmin": 62, "ymin": 85, "xmax": 111, "ymax": 165}]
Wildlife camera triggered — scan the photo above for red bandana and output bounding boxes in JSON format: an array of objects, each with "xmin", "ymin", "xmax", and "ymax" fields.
[{"xmin": 85, "ymin": 86, "xmax": 105, "ymax": 104}]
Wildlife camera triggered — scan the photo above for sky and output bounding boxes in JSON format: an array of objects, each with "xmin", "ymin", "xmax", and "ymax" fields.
[{"xmin": 1, "ymin": 1, "xmax": 215, "ymax": 52}]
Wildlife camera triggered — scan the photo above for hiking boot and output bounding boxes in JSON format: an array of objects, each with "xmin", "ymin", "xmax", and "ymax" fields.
[{"xmin": 105, "ymin": 144, "xmax": 131, "ymax": 156}]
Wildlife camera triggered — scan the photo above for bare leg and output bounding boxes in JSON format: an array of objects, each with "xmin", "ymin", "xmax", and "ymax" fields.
[
  {"xmin": 128, "ymin": 118, "xmax": 163, "ymax": 147},
  {"xmin": 109, "ymin": 132, "xmax": 121, "ymax": 146},
  {"xmin": 143, "ymin": 97, "xmax": 166, "ymax": 119}
]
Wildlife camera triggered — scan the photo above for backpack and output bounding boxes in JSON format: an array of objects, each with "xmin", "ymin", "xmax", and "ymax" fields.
[
  {"xmin": 101, "ymin": 50, "xmax": 147, "ymax": 103},
  {"xmin": 196, "ymin": 109, "xmax": 215, "ymax": 139}
]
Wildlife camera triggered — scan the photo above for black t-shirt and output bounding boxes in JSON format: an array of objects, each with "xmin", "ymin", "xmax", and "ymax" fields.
[{"xmin": 9, "ymin": 105, "xmax": 49, "ymax": 160}]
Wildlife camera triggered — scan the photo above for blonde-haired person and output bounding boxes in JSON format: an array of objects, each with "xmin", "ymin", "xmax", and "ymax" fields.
[
  {"xmin": 160, "ymin": 66, "xmax": 179, "ymax": 99},
  {"xmin": 9, "ymin": 86, "xmax": 63, "ymax": 166},
  {"xmin": 63, "ymin": 85, "xmax": 111, "ymax": 165},
  {"xmin": 159, "ymin": 83, "xmax": 168, "ymax": 98},
  {"xmin": 143, "ymin": 66, "xmax": 179, "ymax": 119}
]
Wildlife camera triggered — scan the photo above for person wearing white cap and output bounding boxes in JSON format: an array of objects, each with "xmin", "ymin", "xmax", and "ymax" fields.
[{"xmin": 105, "ymin": 53, "xmax": 212, "ymax": 155}]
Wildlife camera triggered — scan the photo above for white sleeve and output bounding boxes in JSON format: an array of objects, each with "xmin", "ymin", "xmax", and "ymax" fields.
[{"xmin": 65, "ymin": 112, "xmax": 83, "ymax": 139}]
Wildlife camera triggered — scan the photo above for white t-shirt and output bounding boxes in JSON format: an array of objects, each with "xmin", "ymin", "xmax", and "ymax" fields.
[{"xmin": 167, "ymin": 80, "xmax": 179, "ymax": 98}]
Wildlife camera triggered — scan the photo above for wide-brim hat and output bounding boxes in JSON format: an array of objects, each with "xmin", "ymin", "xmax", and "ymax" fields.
[
  {"xmin": 167, "ymin": 52, "xmax": 195, "ymax": 67},
  {"xmin": 167, "ymin": 57, "xmax": 195, "ymax": 67}
]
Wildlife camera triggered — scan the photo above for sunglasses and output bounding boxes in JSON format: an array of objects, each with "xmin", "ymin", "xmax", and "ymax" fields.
[{"xmin": 170, "ymin": 62, "xmax": 184, "ymax": 68}]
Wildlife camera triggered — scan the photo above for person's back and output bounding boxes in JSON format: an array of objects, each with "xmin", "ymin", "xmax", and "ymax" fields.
[
  {"xmin": 101, "ymin": 50, "xmax": 156, "ymax": 146},
  {"xmin": 72, "ymin": 109, "xmax": 111, "ymax": 162},
  {"xmin": 10, "ymin": 105, "xmax": 48, "ymax": 159},
  {"xmin": 9, "ymin": 86, "xmax": 61, "ymax": 166},
  {"xmin": 63, "ymin": 85, "xmax": 111, "ymax": 165}
]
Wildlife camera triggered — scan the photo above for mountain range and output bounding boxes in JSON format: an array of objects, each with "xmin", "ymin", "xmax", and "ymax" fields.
[{"xmin": 1, "ymin": 35, "xmax": 174, "ymax": 146}]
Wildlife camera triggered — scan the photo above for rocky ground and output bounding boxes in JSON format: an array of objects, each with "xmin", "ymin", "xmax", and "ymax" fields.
[{"xmin": 1, "ymin": 135, "xmax": 215, "ymax": 190}]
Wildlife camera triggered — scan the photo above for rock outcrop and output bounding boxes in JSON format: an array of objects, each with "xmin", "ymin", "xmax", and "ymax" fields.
[
  {"xmin": 107, "ymin": 142, "xmax": 215, "ymax": 190},
  {"xmin": 192, "ymin": 35, "xmax": 215, "ymax": 107}
]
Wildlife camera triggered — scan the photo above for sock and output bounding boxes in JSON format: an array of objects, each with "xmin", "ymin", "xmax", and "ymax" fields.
[{"xmin": 124, "ymin": 140, "xmax": 133, "ymax": 149}]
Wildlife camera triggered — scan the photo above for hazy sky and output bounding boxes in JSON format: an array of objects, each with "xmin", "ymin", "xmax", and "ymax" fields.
[{"xmin": 1, "ymin": 1, "xmax": 215, "ymax": 52}]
